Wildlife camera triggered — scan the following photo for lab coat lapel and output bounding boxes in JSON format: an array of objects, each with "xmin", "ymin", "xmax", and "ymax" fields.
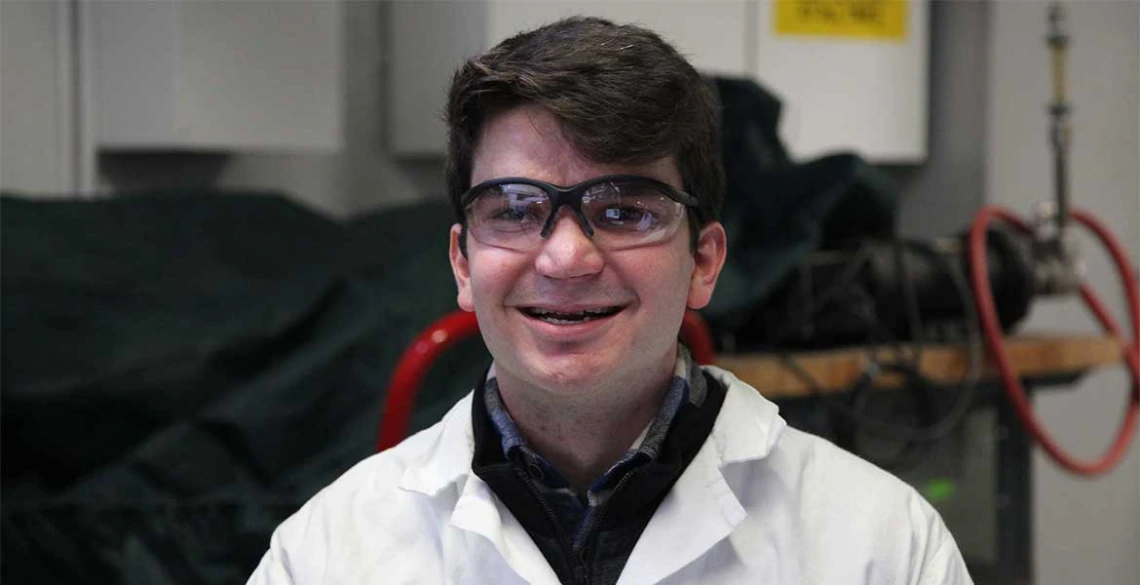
[
  {"xmin": 398, "ymin": 393, "xmax": 559, "ymax": 584},
  {"xmin": 448, "ymin": 473, "xmax": 561, "ymax": 584},
  {"xmin": 616, "ymin": 367, "xmax": 786, "ymax": 585},
  {"xmin": 616, "ymin": 437, "xmax": 747, "ymax": 585}
]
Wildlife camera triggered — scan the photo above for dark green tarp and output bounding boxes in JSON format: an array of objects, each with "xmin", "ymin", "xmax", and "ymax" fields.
[
  {"xmin": 2, "ymin": 193, "xmax": 487, "ymax": 584},
  {"xmin": 702, "ymin": 78, "xmax": 899, "ymax": 334}
]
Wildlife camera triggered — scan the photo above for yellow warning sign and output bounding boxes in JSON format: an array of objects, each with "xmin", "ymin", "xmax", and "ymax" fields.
[{"xmin": 774, "ymin": 0, "xmax": 908, "ymax": 40}]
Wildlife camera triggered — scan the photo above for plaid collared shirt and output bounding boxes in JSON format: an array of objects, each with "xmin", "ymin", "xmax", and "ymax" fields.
[{"xmin": 482, "ymin": 345, "xmax": 706, "ymax": 551}]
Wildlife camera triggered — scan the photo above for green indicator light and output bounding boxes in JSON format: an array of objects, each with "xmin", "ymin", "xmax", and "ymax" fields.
[{"xmin": 923, "ymin": 478, "xmax": 957, "ymax": 503}]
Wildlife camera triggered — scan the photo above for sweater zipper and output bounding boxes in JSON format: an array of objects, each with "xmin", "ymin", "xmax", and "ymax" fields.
[
  {"xmin": 570, "ymin": 470, "xmax": 639, "ymax": 585},
  {"xmin": 514, "ymin": 468, "xmax": 588, "ymax": 585}
]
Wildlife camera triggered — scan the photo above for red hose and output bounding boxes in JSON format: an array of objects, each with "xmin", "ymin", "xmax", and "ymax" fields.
[
  {"xmin": 968, "ymin": 205, "xmax": 1139, "ymax": 476},
  {"xmin": 377, "ymin": 309, "xmax": 718, "ymax": 451}
]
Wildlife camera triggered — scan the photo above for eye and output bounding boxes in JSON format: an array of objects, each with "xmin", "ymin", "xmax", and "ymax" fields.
[
  {"xmin": 585, "ymin": 181, "xmax": 677, "ymax": 233},
  {"xmin": 491, "ymin": 205, "xmax": 542, "ymax": 223},
  {"xmin": 603, "ymin": 205, "xmax": 655, "ymax": 224},
  {"xmin": 467, "ymin": 184, "xmax": 550, "ymax": 232},
  {"xmin": 593, "ymin": 203, "xmax": 663, "ymax": 232}
]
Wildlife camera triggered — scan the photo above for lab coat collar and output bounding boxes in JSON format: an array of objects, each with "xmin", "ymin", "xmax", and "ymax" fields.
[
  {"xmin": 397, "ymin": 366, "xmax": 788, "ymax": 584},
  {"xmin": 703, "ymin": 365, "xmax": 787, "ymax": 465},
  {"xmin": 398, "ymin": 365, "xmax": 785, "ymax": 496},
  {"xmin": 397, "ymin": 392, "xmax": 477, "ymax": 496}
]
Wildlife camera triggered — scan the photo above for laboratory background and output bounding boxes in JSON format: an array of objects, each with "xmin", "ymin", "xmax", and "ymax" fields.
[{"xmin": 1, "ymin": 1, "xmax": 1137, "ymax": 584}]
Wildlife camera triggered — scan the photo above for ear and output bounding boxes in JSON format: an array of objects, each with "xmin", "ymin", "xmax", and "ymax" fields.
[
  {"xmin": 449, "ymin": 224, "xmax": 475, "ymax": 311},
  {"xmin": 687, "ymin": 221, "xmax": 727, "ymax": 310}
]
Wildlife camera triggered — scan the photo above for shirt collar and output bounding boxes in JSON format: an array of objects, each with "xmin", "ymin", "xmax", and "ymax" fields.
[
  {"xmin": 397, "ymin": 362, "xmax": 787, "ymax": 498},
  {"xmin": 482, "ymin": 345, "xmax": 703, "ymax": 489}
]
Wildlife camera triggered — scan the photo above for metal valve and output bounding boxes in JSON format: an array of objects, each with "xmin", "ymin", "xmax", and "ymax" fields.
[{"xmin": 1032, "ymin": 3, "xmax": 1084, "ymax": 297}]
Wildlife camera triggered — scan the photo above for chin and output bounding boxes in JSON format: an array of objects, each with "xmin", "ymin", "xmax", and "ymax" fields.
[{"xmin": 527, "ymin": 352, "xmax": 614, "ymax": 393}]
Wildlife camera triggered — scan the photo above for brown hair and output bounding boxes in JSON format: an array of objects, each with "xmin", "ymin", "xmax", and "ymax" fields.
[{"xmin": 445, "ymin": 16, "xmax": 723, "ymax": 249}]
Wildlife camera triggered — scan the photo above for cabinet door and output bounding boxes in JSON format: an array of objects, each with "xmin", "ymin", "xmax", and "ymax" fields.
[
  {"xmin": 1, "ymin": 0, "xmax": 79, "ymax": 194},
  {"xmin": 386, "ymin": 2, "xmax": 488, "ymax": 156},
  {"xmin": 387, "ymin": 1, "xmax": 750, "ymax": 156},
  {"xmin": 754, "ymin": 0, "xmax": 929, "ymax": 162},
  {"xmin": 93, "ymin": 0, "xmax": 343, "ymax": 152}
]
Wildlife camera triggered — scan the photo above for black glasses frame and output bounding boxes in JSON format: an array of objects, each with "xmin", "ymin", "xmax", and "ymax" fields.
[{"xmin": 460, "ymin": 174, "xmax": 699, "ymax": 239}]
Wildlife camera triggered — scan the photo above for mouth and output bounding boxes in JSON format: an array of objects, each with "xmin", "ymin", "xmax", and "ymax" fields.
[{"xmin": 519, "ymin": 305, "xmax": 625, "ymax": 325}]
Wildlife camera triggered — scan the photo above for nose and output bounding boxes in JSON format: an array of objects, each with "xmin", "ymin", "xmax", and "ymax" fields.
[{"xmin": 534, "ymin": 209, "xmax": 605, "ymax": 279}]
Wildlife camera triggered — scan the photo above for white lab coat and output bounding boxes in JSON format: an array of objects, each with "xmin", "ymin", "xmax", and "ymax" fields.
[{"xmin": 248, "ymin": 366, "xmax": 972, "ymax": 585}]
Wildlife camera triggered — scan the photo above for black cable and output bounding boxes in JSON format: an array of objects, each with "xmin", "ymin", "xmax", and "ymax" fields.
[
  {"xmin": 779, "ymin": 237, "xmax": 983, "ymax": 444},
  {"xmin": 894, "ymin": 238, "xmax": 925, "ymax": 364},
  {"xmin": 828, "ymin": 281, "xmax": 933, "ymax": 468},
  {"xmin": 835, "ymin": 362, "xmax": 939, "ymax": 471},
  {"xmin": 805, "ymin": 242, "xmax": 876, "ymax": 322},
  {"xmin": 771, "ymin": 237, "xmax": 940, "ymax": 462}
]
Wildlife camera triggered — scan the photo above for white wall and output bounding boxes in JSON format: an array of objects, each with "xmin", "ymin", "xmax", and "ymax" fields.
[
  {"xmin": 894, "ymin": 0, "xmax": 989, "ymax": 240},
  {"xmin": 986, "ymin": 3, "xmax": 1139, "ymax": 585}
]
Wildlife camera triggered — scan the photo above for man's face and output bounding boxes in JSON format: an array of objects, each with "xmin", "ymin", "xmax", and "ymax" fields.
[{"xmin": 449, "ymin": 104, "xmax": 725, "ymax": 399}]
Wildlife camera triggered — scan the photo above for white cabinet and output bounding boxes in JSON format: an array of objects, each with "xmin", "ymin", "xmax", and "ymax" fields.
[
  {"xmin": 90, "ymin": 0, "xmax": 343, "ymax": 152},
  {"xmin": 386, "ymin": 0, "xmax": 929, "ymax": 163}
]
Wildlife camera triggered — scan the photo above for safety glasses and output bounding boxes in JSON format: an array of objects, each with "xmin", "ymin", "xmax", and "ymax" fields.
[{"xmin": 461, "ymin": 174, "xmax": 698, "ymax": 251}]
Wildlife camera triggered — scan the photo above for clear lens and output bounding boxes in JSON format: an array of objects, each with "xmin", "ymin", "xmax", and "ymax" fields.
[
  {"xmin": 466, "ymin": 184, "xmax": 550, "ymax": 248},
  {"xmin": 583, "ymin": 181, "xmax": 685, "ymax": 245}
]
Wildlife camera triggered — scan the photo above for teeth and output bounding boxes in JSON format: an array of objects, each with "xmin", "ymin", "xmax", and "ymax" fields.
[{"xmin": 524, "ymin": 306, "xmax": 620, "ymax": 322}]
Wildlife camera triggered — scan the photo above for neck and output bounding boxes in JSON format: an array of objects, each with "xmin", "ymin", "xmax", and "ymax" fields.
[{"xmin": 495, "ymin": 347, "xmax": 677, "ymax": 491}]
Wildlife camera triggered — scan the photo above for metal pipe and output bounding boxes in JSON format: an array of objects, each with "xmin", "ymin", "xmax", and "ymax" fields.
[{"xmin": 1047, "ymin": 3, "xmax": 1071, "ymax": 231}]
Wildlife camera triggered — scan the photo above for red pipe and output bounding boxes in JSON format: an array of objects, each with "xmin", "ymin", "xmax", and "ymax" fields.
[
  {"xmin": 377, "ymin": 309, "xmax": 718, "ymax": 451},
  {"xmin": 682, "ymin": 310, "xmax": 717, "ymax": 366},
  {"xmin": 968, "ymin": 205, "xmax": 1139, "ymax": 476},
  {"xmin": 376, "ymin": 311, "xmax": 480, "ymax": 452}
]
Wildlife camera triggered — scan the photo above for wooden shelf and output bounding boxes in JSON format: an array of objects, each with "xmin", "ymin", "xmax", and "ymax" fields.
[{"xmin": 716, "ymin": 334, "xmax": 1125, "ymax": 399}]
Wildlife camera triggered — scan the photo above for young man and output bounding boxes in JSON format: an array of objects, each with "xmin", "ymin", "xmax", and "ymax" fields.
[{"xmin": 249, "ymin": 17, "xmax": 971, "ymax": 585}]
